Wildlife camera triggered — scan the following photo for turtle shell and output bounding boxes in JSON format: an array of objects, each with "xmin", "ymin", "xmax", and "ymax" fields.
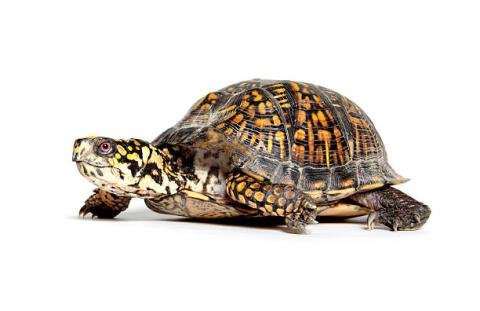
[{"xmin": 153, "ymin": 79, "xmax": 406, "ymax": 201}]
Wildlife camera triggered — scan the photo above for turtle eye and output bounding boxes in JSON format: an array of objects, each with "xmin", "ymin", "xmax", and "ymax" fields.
[{"xmin": 98, "ymin": 141, "xmax": 113, "ymax": 155}]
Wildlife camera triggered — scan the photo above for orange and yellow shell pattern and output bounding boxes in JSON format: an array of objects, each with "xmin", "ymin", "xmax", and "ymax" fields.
[{"xmin": 154, "ymin": 79, "xmax": 406, "ymax": 201}]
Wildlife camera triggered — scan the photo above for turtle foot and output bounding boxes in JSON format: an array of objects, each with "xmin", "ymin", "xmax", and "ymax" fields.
[
  {"xmin": 285, "ymin": 195, "xmax": 318, "ymax": 234},
  {"xmin": 79, "ymin": 189, "xmax": 130, "ymax": 219},
  {"xmin": 364, "ymin": 189, "xmax": 431, "ymax": 231},
  {"xmin": 79, "ymin": 203, "xmax": 121, "ymax": 219}
]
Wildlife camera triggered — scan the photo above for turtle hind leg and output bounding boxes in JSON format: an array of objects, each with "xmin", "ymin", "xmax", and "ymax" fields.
[
  {"xmin": 79, "ymin": 189, "xmax": 131, "ymax": 219},
  {"xmin": 225, "ymin": 171, "xmax": 317, "ymax": 234},
  {"xmin": 351, "ymin": 186, "xmax": 431, "ymax": 231}
]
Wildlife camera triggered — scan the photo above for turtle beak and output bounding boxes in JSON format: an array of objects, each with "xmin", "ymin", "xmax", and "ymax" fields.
[
  {"xmin": 72, "ymin": 139, "xmax": 83, "ymax": 161},
  {"xmin": 72, "ymin": 137, "xmax": 96, "ymax": 162}
]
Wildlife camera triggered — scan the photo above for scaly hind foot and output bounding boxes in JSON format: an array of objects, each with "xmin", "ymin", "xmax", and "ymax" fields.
[
  {"xmin": 353, "ymin": 187, "xmax": 431, "ymax": 231},
  {"xmin": 367, "ymin": 203, "xmax": 430, "ymax": 231}
]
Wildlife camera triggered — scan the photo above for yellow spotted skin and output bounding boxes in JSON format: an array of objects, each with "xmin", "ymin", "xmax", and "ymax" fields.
[{"xmin": 153, "ymin": 79, "xmax": 406, "ymax": 202}]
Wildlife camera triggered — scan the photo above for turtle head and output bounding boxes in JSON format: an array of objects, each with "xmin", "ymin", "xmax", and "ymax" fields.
[{"xmin": 72, "ymin": 137, "xmax": 182, "ymax": 198}]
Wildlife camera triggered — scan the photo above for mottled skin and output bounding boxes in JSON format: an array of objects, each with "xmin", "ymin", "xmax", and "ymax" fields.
[{"xmin": 72, "ymin": 79, "xmax": 431, "ymax": 233}]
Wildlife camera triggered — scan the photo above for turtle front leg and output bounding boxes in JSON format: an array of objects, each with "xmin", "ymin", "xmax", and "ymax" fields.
[
  {"xmin": 225, "ymin": 171, "xmax": 317, "ymax": 234},
  {"xmin": 351, "ymin": 186, "xmax": 431, "ymax": 231},
  {"xmin": 79, "ymin": 189, "xmax": 131, "ymax": 219}
]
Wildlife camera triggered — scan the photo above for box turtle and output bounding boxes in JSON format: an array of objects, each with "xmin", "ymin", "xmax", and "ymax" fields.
[{"xmin": 72, "ymin": 79, "xmax": 431, "ymax": 233}]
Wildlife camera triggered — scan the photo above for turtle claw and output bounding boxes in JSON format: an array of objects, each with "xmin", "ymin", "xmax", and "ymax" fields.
[
  {"xmin": 392, "ymin": 220, "xmax": 400, "ymax": 232},
  {"xmin": 285, "ymin": 213, "xmax": 308, "ymax": 234},
  {"xmin": 304, "ymin": 207, "xmax": 318, "ymax": 225},
  {"xmin": 302, "ymin": 198, "xmax": 318, "ymax": 225},
  {"xmin": 285, "ymin": 196, "xmax": 317, "ymax": 234},
  {"xmin": 286, "ymin": 224, "xmax": 307, "ymax": 234},
  {"xmin": 414, "ymin": 213, "xmax": 421, "ymax": 224},
  {"xmin": 78, "ymin": 203, "xmax": 121, "ymax": 219},
  {"xmin": 367, "ymin": 211, "xmax": 377, "ymax": 230},
  {"xmin": 79, "ymin": 205, "xmax": 90, "ymax": 218},
  {"xmin": 366, "ymin": 205, "xmax": 430, "ymax": 231},
  {"xmin": 367, "ymin": 210, "xmax": 420, "ymax": 231},
  {"xmin": 79, "ymin": 205, "xmax": 98, "ymax": 218}
]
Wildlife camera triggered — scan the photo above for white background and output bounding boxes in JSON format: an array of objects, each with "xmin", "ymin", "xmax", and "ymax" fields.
[{"xmin": 1, "ymin": 1, "xmax": 478, "ymax": 310}]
